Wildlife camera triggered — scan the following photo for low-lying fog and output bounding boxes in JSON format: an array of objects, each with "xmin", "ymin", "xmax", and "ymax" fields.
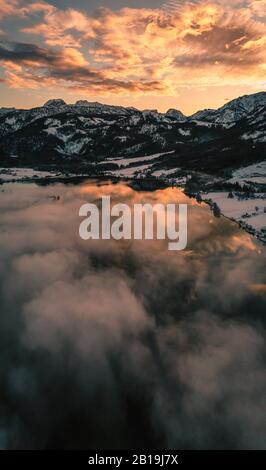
[{"xmin": 0, "ymin": 181, "xmax": 266, "ymax": 449}]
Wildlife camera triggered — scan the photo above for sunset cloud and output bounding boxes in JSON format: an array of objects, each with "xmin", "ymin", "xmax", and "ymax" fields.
[
  {"xmin": 250, "ymin": 0, "xmax": 266, "ymax": 18},
  {"xmin": 0, "ymin": 0, "xmax": 265, "ymax": 107},
  {"xmin": 22, "ymin": 3, "xmax": 90, "ymax": 48},
  {"xmin": 0, "ymin": 41, "xmax": 167, "ymax": 94},
  {"xmin": 0, "ymin": 0, "xmax": 20, "ymax": 19}
]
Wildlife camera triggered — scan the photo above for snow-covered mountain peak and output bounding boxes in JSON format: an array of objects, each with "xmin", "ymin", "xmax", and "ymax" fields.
[
  {"xmin": 165, "ymin": 109, "xmax": 186, "ymax": 121},
  {"xmin": 74, "ymin": 100, "xmax": 106, "ymax": 108},
  {"xmin": 75, "ymin": 100, "xmax": 91, "ymax": 106},
  {"xmin": 44, "ymin": 99, "xmax": 67, "ymax": 107},
  {"xmin": 72, "ymin": 100, "xmax": 139, "ymax": 116},
  {"xmin": 189, "ymin": 92, "xmax": 266, "ymax": 126},
  {"xmin": 219, "ymin": 92, "xmax": 266, "ymax": 114},
  {"xmin": 0, "ymin": 91, "xmax": 264, "ymax": 165}
]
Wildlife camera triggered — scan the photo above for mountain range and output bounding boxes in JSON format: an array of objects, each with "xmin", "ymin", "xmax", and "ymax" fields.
[{"xmin": 0, "ymin": 92, "xmax": 265, "ymax": 175}]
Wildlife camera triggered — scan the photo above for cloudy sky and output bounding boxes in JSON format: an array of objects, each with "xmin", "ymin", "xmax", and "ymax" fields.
[{"xmin": 0, "ymin": 0, "xmax": 265, "ymax": 113}]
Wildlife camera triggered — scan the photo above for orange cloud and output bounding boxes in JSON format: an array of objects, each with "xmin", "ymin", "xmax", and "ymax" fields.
[
  {"xmin": 0, "ymin": 0, "xmax": 19, "ymax": 19},
  {"xmin": 250, "ymin": 0, "xmax": 266, "ymax": 18},
  {"xmin": 0, "ymin": 1, "xmax": 265, "ymax": 97},
  {"xmin": 0, "ymin": 41, "xmax": 168, "ymax": 95},
  {"xmin": 22, "ymin": 4, "xmax": 92, "ymax": 48}
]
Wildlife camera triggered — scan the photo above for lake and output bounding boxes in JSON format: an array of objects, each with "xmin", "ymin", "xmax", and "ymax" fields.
[{"xmin": 0, "ymin": 180, "xmax": 266, "ymax": 449}]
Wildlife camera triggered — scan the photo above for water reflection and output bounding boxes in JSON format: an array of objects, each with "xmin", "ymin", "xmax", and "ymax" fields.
[{"xmin": 0, "ymin": 180, "xmax": 265, "ymax": 449}]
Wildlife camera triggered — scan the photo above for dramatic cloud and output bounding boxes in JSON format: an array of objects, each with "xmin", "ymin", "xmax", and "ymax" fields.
[
  {"xmin": 0, "ymin": 41, "xmax": 167, "ymax": 93},
  {"xmin": 0, "ymin": 0, "xmax": 265, "ymax": 100},
  {"xmin": 22, "ymin": 3, "xmax": 90, "ymax": 48},
  {"xmin": 0, "ymin": 181, "xmax": 266, "ymax": 449}
]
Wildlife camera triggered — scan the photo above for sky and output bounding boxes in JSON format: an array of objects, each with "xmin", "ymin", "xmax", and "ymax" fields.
[{"xmin": 0, "ymin": 0, "xmax": 265, "ymax": 114}]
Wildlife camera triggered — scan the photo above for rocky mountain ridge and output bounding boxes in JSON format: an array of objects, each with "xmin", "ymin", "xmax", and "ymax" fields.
[{"xmin": 0, "ymin": 92, "xmax": 265, "ymax": 174}]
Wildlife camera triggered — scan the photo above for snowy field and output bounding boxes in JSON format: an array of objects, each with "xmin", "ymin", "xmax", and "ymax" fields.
[
  {"xmin": 152, "ymin": 168, "xmax": 179, "ymax": 177},
  {"xmin": 105, "ymin": 151, "xmax": 174, "ymax": 167},
  {"xmin": 0, "ymin": 168, "xmax": 59, "ymax": 181},
  {"xmin": 111, "ymin": 164, "xmax": 153, "ymax": 177},
  {"xmin": 105, "ymin": 151, "xmax": 176, "ymax": 178},
  {"xmin": 202, "ymin": 162, "xmax": 266, "ymax": 241},
  {"xmin": 202, "ymin": 192, "xmax": 266, "ymax": 237},
  {"xmin": 229, "ymin": 162, "xmax": 266, "ymax": 186}
]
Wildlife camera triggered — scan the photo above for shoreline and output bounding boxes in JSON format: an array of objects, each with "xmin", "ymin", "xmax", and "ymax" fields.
[{"xmin": 1, "ymin": 165, "xmax": 265, "ymax": 245}]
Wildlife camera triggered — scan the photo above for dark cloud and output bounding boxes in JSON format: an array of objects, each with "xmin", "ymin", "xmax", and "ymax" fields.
[
  {"xmin": 0, "ymin": 182, "xmax": 266, "ymax": 449},
  {"xmin": 0, "ymin": 41, "xmax": 166, "ymax": 93},
  {"xmin": 0, "ymin": 41, "xmax": 52, "ymax": 62}
]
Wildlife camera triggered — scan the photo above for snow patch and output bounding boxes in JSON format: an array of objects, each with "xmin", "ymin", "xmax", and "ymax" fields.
[
  {"xmin": 229, "ymin": 162, "xmax": 266, "ymax": 186},
  {"xmin": 178, "ymin": 128, "xmax": 191, "ymax": 136},
  {"xmin": 0, "ymin": 168, "xmax": 58, "ymax": 181},
  {"xmin": 202, "ymin": 191, "xmax": 266, "ymax": 235}
]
